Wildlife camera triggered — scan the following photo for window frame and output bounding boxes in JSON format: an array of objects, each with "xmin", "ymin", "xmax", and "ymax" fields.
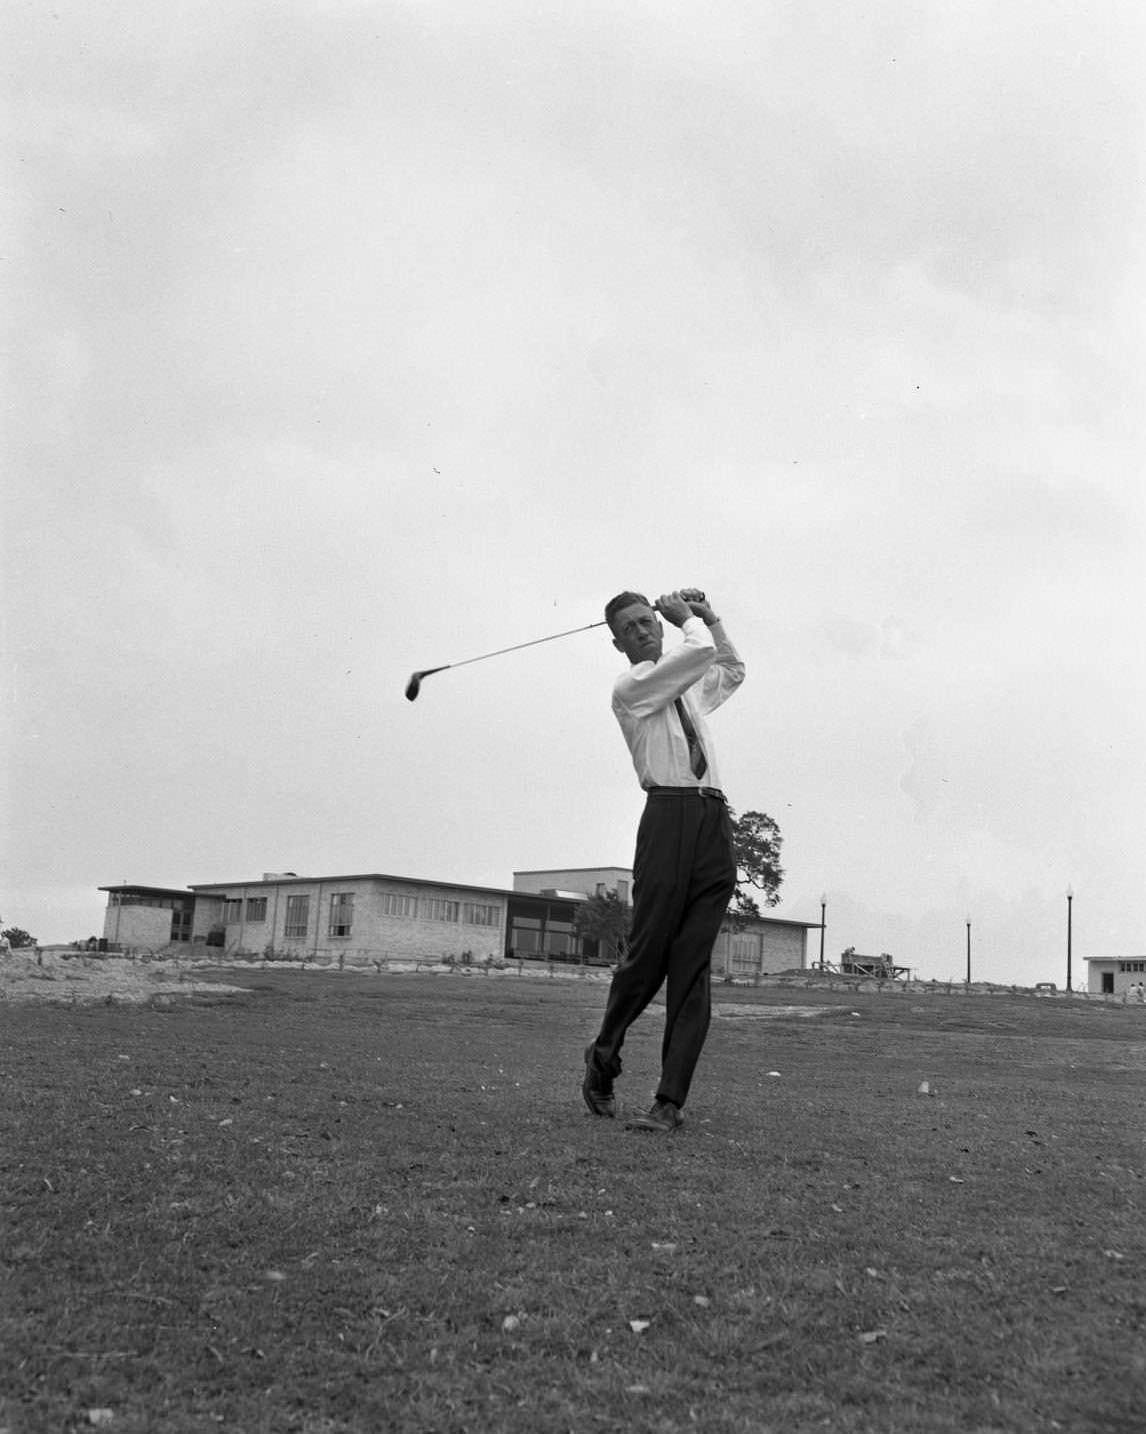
[
  {"xmin": 328, "ymin": 892, "xmax": 354, "ymax": 939},
  {"xmin": 284, "ymin": 894, "xmax": 310, "ymax": 940}
]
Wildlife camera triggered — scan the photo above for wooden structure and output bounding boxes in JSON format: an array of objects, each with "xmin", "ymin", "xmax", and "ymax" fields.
[{"xmin": 834, "ymin": 946, "xmax": 912, "ymax": 981}]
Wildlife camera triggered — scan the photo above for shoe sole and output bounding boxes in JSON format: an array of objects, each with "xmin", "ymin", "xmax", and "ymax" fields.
[{"xmin": 625, "ymin": 1116, "xmax": 682, "ymax": 1133}]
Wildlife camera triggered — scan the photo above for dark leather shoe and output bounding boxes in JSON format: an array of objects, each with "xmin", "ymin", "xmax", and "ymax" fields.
[
  {"xmin": 626, "ymin": 1099, "xmax": 683, "ymax": 1133},
  {"xmin": 582, "ymin": 1043, "xmax": 618, "ymax": 1118}
]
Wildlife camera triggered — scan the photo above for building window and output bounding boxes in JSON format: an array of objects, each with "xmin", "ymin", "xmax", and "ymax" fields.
[
  {"xmin": 329, "ymin": 893, "xmax": 354, "ymax": 938},
  {"xmin": 510, "ymin": 916, "xmax": 542, "ymax": 955},
  {"xmin": 246, "ymin": 897, "xmax": 267, "ymax": 923},
  {"xmin": 381, "ymin": 892, "xmax": 417, "ymax": 918},
  {"xmin": 223, "ymin": 899, "xmax": 242, "ymax": 924},
  {"xmin": 463, "ymin": 902, "xmax": 498, "ymax": 927},
  {"xmin": 284, "ymin": 895, "xmax": 310, "ymax": 940},
  {"xmin": 422, "ymin": 898, "xmax": 460, "ymax": 922},
  {"xmin": 1119, "ymin": 961, "xmax": 1146, "ymax": 973},
  {"xmin": 546, "ymin": 918, "xmax": 577, "ymax": 957}
]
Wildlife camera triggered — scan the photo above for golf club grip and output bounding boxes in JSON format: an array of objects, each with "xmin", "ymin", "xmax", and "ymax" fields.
[{"xmin": 654, "ymin": 590, "xmax": 706, "ymax": 611}]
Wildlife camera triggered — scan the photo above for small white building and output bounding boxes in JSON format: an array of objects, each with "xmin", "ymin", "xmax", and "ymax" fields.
[{"xmin": 1084, "ymin": 955, "xmax": 1146, "ymax": 996}]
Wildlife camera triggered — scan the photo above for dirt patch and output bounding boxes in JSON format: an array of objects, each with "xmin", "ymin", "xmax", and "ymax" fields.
[
  {"xmin": 715, "ymin": 1002, "xmax": 851, "ymax": 1019},
  {"xmin": 0, "ymin": 950, "xmax": 245, "ymax": 1005}
]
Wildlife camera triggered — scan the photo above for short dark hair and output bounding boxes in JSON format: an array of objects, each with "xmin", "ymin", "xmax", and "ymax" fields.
[{"xmin": 604, "ymin": 591, "xmax": 652, "ymax": 631}]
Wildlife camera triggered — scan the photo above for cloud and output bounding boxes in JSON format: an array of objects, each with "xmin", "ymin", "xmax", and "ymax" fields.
[
  {"xmin": 4, "ymin": 1, "xmax": 1143, "ymax": 975},
  {"xmin": 822, "ymin": 615, "xmax": 915, "ymax": 660},
  {"xmin": 899, "ymin": 717, "xmax": 946, "ymax": 821}
]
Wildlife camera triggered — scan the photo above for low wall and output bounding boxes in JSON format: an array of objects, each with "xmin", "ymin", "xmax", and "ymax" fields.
[{"xmin": 735, "ymin": 971, "xmax": 1137, "ymax": 1003}]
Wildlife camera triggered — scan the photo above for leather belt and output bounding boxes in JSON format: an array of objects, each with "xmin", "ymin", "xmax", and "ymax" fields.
[{"xmin": 645, "ymin": 786, "xmax": 726, "ymax": 802}]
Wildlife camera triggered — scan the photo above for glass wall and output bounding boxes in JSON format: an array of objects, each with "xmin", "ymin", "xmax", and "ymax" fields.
[{"xmin": 505, "ymin": 898, "xmax": 585, "ymax": 962}]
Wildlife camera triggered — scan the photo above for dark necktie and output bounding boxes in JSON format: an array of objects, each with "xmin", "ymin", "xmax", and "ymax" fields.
[{"xmin": 674, "ymin": 697, "xmax": 708, "ymax": 780}]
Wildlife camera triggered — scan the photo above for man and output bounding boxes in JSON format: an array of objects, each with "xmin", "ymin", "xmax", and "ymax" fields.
[{"xmin": 583, "ymin": 587, "xmax": 745, "ymax": 1133}]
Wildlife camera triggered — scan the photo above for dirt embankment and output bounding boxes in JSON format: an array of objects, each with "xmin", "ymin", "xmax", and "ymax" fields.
[{"xmin": 0, "ymin": 949, "xmax": 245, "ymax": 1006}]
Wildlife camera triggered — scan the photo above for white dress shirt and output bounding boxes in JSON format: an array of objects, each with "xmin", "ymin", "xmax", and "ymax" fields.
[{"xmin": 611, "ymin": 617, "xmax": 745, "ymax": 790}]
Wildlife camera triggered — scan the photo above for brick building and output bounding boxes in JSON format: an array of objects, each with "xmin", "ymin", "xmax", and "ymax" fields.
[{"xmin": 100, "ymin": 865, "xmax": 819, "ymax": 976}]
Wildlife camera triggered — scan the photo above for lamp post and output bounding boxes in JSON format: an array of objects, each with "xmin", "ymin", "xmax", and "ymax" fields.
[
  {"xmin": 1066, "ymin": 885, "xmax": 1073, "ymax": 994},
  {"xmin": 965, "ymin": 916, "xmax": 972, "ymax": 986},
  {"xmin": 819, "ymin": 892, "xmax": 827, "ymax": 970}
]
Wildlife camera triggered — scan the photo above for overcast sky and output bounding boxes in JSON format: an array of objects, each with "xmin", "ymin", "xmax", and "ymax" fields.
[{"xmin": 4, "ymin": 0, "xmax": 1144, "ymax": 986}]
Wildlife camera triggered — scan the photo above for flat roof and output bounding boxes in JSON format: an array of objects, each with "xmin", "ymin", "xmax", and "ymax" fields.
[
  {"xmin": 188, "ymin": 871, "xmax": 526, "ymax": 900},
  {"xmin": 99, "ymin": 884, "xmax": 193, "ymax": 898},
  {"xmin": 514, "ymin": 867, "xmax": 632, "ymax": 875}
]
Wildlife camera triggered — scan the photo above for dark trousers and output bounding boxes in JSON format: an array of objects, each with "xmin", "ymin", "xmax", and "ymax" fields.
[{"xmin": 590, "ymin": 792, "xmax": 737, "ymax": 1108}]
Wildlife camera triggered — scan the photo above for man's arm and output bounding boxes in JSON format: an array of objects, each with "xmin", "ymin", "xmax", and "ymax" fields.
[
  {"xmin": 681, "ymin": 592, "xmax": 745, "ymax": 714},
  {"xmin": 613, "ymin": 590, "xmax": 715, "ymax": 718},
  {"xmin": 697, "ymin": 622, "xmax": 745, "ymax": 712}
]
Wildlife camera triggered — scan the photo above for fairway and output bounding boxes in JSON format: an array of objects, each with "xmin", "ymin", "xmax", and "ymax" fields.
[{"xmin": 2, "ymin": 971, "xmax": 1143, "ymax": 1433}]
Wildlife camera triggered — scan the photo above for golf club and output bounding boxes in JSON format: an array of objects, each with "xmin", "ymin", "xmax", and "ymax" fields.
[
  {"xmin": 405, "ymin": 620, "xmax": 607, "ymax": 701},
  {"xmin": 404, "ymin": 591, "xmax": 706, "ymax": 701}
]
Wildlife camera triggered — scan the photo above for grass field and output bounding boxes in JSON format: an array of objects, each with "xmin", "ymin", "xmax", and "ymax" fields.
[{"xmin": 2, "ymin": 970, "xmax": 1144, "ymax": 1434}]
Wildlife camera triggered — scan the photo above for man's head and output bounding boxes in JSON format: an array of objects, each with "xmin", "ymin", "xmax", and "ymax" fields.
[{"xmin": 605, "ymin": 590, "xmax": 663, "ymax": 665}]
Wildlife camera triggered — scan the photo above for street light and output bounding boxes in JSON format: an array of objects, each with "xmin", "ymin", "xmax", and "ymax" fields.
[
  {"xmin": 1066, "ymin": 885, "xmax": 1073, "ymax": 993},
  {"xmin": 819, "ymin": 892, "xmax": 827, "ymax": 970},
  {"xmin": 965, "ymin": 916, "xmax": 972, "ymax": 986}
]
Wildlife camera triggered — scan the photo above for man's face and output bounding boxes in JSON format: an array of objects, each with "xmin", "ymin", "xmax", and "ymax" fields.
[{"xmin": 610, "ymin": 601, "xmax": 663, "ymax": 665}]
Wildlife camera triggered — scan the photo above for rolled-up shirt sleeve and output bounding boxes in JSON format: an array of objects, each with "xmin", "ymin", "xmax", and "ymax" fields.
[{"xmin": 696, "ymin": 620, "xmax": 745, "ymax": 715}]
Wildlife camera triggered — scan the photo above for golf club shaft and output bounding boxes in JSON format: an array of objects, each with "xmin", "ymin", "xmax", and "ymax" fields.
[
  {"xmin": 445, "ymin": 619, "xmax": 607, "ymax": 672},
  {"xmin": 443, "ymin": 590, "xmax": 705, "ymax": 671},
  {"xmin": 405, "ymin": 618, "xmax": 608, "ymax": 700}
]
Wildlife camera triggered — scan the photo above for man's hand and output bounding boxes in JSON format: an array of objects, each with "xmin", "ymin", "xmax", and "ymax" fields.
[
  {"xmin": 654, "ymin": 591, "xmax": 693, "ymax": 628},
  {"xmin": 680, "ymin": 588, "xmax": 718, "ymax": 626}
]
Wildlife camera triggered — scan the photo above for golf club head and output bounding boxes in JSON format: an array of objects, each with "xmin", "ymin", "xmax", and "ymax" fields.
[{"xmin": 405, "ymin": 667, "xmax": 448, "ymax": 701}]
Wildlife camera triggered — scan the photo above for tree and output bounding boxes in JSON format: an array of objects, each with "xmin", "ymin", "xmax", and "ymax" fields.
[
  {"xmin": 727, "ymin": 809, "xmax": 784, "ymax": 926},
  {"xmin": 1, "ymin": 925, "xmax": 37, "ymax": 949},
  {"xmin": 573, "ymin": 891, "xmax": 632, "ymax": 964}
]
